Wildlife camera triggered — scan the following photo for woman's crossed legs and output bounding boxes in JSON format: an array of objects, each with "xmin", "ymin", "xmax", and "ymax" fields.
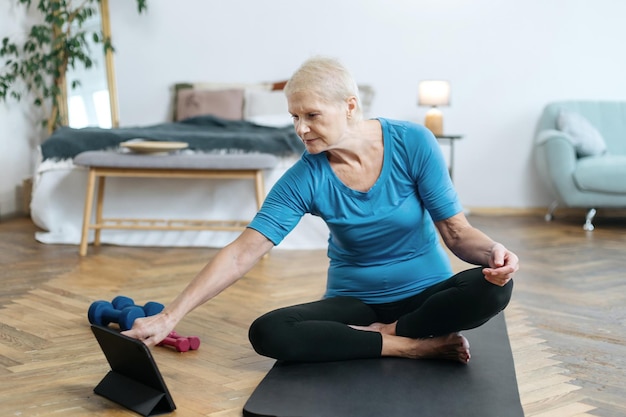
[{"xmin": 248, "ymin": 267, "xmax": 513, "ymax": 363}]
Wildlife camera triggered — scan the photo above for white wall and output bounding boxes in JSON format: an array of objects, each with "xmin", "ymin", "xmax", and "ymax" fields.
[
  {"xmin": 2, "ymin": 0, "xmax": 626, "ymax": 217},
  {"xmin": 0, "ymin": 3, "xmax": 46, "ymax": 218}
]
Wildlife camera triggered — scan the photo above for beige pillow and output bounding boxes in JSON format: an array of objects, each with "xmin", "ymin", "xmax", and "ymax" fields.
[{"xmin": 175, "ymin": 88, "xmax": 244, "ymax": 121}]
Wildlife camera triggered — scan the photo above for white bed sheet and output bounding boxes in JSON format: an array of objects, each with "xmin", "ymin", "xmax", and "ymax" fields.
[{"xmin": 31, "ymin": 154, "xmax": 330, "ymax": 250}]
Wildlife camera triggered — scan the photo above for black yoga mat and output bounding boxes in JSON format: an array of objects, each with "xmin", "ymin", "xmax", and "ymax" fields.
[{"xmin": 243, "ymin": 312, "xmax": 524, "ymax": 417}]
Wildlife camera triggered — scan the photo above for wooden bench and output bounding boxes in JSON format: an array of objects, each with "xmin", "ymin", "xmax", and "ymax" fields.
[{"xmin": 74, "ymin": 151, "xmax": 278, "ymax": 256}]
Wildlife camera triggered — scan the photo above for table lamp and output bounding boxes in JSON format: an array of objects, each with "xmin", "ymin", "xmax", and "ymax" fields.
[{"xmin": 418, "ymin": 80, "xmax": 450, "ymax": 136}]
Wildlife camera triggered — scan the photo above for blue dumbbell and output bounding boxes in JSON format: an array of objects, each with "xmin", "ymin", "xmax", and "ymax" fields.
[
  {"xmin": 88, "ymin": 300, "xmax": 145, "ymax": 331},
  {"xmin": 111, "ymin": 295, "xmax": 164, "ymax": 317}
]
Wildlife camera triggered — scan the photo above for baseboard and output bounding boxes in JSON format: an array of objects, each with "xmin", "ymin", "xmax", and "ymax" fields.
[
  {"xmin": 2, "ymin": 197, "xmax": 621, "ymax": 222},
  {"xmin": 0, "ymin": 211, "xmax": 30, "ymax": 221},
  {"xmin": 466, "ymin": 207, "xmax": 546, "ymax": 216},
  {"xmin": 466, "ymin": 206, "xmax": 626, "ymax": 218}
]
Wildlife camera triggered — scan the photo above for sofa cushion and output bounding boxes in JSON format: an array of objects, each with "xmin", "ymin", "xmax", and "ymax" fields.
[
  {"xmin": 557, "ymin": 110, "xmax": 607, "ymax": 157},
  {"xmin": 573, "ymin": 155, "xmax": 626, "ymax": 193}
]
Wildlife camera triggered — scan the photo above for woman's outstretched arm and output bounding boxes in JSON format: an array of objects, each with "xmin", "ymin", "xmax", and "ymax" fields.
[{"xmin": 122, "ymin": 228, "xmax": 274, "ymax": 345}]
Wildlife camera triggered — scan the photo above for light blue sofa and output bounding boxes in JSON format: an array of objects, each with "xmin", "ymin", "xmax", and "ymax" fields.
[{"xmin": 534, "ymin": 101, "xmax": 626, "ymax": 230}]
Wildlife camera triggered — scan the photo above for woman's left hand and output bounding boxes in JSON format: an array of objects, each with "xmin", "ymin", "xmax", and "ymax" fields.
[{"xmin": 482, "ymin": 243, "xmax": 519, "ymax": 286}]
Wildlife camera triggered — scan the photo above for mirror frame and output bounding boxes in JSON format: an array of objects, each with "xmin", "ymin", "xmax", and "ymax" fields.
[{"xmin": 100, "ymin": 0, "xmax": 119, "ymax": 128}]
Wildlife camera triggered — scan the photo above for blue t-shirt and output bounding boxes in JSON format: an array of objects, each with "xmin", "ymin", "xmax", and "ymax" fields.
[{"xmin": 248, "ymin": 118, "xmax": 463, "ymax": 303}]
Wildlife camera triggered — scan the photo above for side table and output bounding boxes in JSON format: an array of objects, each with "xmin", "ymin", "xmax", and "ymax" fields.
[{"xmin": 435, "ymin": 134, "xmax": 463, "ymax": 182}]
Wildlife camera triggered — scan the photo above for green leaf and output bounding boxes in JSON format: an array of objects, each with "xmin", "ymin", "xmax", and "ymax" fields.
[
  {"xmin": 1, "ymin": 0, "xmax": 148, "ymax": 128},
  {"xmin": 137, "ymin": 0, "xmax": 148, "ymax": 13}
]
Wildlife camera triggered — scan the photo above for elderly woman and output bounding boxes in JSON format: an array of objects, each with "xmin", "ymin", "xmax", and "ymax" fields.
[{"xmin": 125, "ymin": 57, "xmax": 519, "ymax": 364}]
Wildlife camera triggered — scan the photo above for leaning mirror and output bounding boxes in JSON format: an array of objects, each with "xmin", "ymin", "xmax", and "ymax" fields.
[{"xmin": 65, "ymin": 0, "xmax": 119, "ymax": 129}]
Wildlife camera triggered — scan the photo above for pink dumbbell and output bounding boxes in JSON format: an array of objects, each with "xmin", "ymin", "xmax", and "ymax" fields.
[
  {"xmin": 169, "ymin": 331, "xmax": 201, "ymax": 350},
  {"xmin": 157, "ymin": 334, "xmax": 190, "ymax": 352}
]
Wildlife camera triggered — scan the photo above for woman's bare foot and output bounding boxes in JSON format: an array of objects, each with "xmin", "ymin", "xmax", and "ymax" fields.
[
  {"xmin": 407, "ymin": 333, "xmax": 471, "ymax": 364},
  {"xmin": 350, "ymin": 322, "xmax": 471, "ymax": 364}
]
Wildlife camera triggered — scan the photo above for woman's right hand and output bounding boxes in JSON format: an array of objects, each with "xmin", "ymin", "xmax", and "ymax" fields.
[{"xmin": 122, "ymin": 311, "xmax": 178, "ymax": 347}]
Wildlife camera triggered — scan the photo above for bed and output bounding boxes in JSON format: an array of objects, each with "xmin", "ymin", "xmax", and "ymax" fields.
[{"xmin": 29, "ymin": 81, "xmax": 362, "ymax": 250}]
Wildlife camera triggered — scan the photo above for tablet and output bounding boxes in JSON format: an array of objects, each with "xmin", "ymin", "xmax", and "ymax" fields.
[{"xmin": 91, "ymin": 325, "xmax": 176, "ymax": 416}]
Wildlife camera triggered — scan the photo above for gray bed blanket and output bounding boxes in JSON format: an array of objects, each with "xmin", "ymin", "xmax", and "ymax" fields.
[{"xmin": 41, "ymin": 115, "xmax": 305, "ymax": 161}]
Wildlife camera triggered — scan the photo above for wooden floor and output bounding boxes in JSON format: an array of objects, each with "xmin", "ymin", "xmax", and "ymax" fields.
[{"xmin": 0, "ymin": 213, "xmax": 625, "ymax": 416}]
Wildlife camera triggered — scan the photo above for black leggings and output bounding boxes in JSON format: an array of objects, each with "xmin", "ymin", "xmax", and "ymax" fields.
[{"xmin": 248, "ymin": 267, "xmax": 513, "ymax": 362}]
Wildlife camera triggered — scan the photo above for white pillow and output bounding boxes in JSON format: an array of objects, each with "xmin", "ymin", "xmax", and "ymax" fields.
[
  {"xmin": 556, "ymin": 110, "xmax": 607, "ymax": 157},
  {"xmin": 243, "ymin": 89, "xmax": 289, "ymax": 120}
]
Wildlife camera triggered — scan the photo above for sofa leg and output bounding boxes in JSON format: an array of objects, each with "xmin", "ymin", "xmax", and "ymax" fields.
[
  {"xmin": 545, "ymin": 201, "xmax": 558, "ymax": 222},
  {"xmin": 583, "ymin": 208, "xmax": 597, "ymax": 231}
]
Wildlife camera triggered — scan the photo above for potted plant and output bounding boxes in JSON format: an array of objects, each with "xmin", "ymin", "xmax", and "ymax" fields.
[{"xmin": 0, "ymin": 0, "xmax": 146, "ymax": 132}]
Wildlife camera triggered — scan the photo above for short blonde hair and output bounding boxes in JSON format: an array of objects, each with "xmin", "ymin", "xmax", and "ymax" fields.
[{"xmin": 285, "ymin": 56, "xmax": 362, "ymax": 120}]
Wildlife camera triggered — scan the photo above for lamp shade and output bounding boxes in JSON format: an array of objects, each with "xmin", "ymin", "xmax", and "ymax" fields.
[{"xmin": 418, "ymin": 80, "xmax": 450, "ymax": 107}]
